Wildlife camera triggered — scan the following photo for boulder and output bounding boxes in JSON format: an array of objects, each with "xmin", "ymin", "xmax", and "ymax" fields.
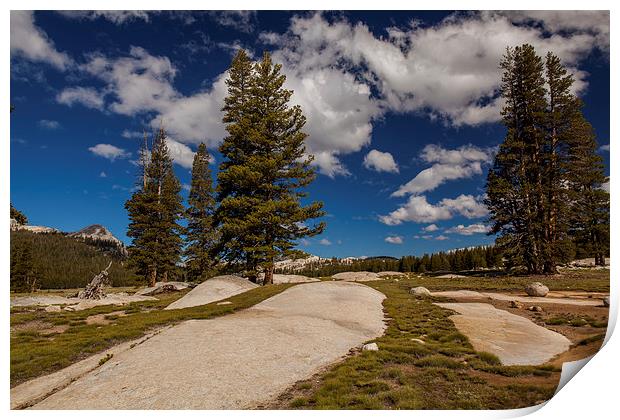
[
  {"xmin": 603, "ymin": 296, "xmax": 610, "ymax": 307},
  {"xmin": 410, "ymin": 286, "xmax": 431, "ymax": 297},
  {"xmin": 410, "ymin": 338, "xmax": 425, "ymax": 345},
  {"xmin": 510, "ymin": 300, "xmax": 524, "ymax": 309},
  {"xmin": 135, "ymin": 281, "xmax": 191, "ymax": 296},
  {"xmin": 362, "ymin": 342, "xmax": 379, "ymax": 351},
  {"xmin": 44, "ymin": 305, "xmax": 62, "ymax": 312},
  {"xmin": 525, "ymin": 282, "xmax": 549, "ymax": 297},
  {"xmin": 528, "ymin": 306, "xmax": 543, "ymax": 312}
]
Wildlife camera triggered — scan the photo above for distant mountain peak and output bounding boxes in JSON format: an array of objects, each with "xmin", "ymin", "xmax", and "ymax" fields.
[{"xmin": 69, "ymin": 224, "xmax": 127, "ymax": 255}]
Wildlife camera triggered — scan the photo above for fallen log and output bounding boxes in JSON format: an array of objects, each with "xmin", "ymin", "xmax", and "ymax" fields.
[{"xmin": 78, "ymin": 262, "xmax": 113, "ymax": 300}]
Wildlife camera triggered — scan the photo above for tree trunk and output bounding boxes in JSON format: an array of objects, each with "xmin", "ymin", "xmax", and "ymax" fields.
[
  {"xmin": 162, "ymin": 271, "xmax": 168, "ymax": 283},
  {"xmin": 263, "ymin": 266, "xmax": 274, "ymax": 285},
  {"xmin": 148, "ymin": 267, "xmax": 157, "ymax": 287}
]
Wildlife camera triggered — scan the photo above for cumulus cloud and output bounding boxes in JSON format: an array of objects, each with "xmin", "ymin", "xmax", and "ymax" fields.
[
  {"xmin": 57, "ymin": 10, "xmax": 150, "ymax": 24},
  {"xmin": 363, "ymin": 149, "xmax": 399, "ymax": 173},
  {"xmin": 599, "ymin": 144, "xmax": 610, "ymax": 152},
  {"xmin": 392, "ymin": 144, "xmax": 493, "ymax": 197},
  {"xmin": 88, "ymin": 144, "xmax": 131, "ymax": 161},
  {"xmin": 435, "ymin": 235, "xmax": 449, "ymax": 241},
  {"xmin": 445, "ymin": 223, "xmax": 490, "ymax": 235},
  {"xmin": 10, "ymin": 11, "xmax": 73, "ymax": 70},
  {"xmin": 208, "ymin": 11, "xmax": 257, "ymax": 33},
  {"xmin": 319, "ymin": 238, "xmax": 332, "ymax": 246},
  {"xmin": 384, "ymin": 235, "xmax": 403, "ymax": 244},
  {"xmin": 165, "ymin": 138, "xmax": 195, "ymax": 169},
  {"xmin": 422, "ymin": 224, "xmax": 439, "ymax": 232},
  {"xmin": 379, "ymin": 194, "xmax": 487, "ymax": 225},
  {"xmin": 263, "ymin": 11, "xmax": 606, "ymax": 129},
  {"xmin": 56, "ymin": 87, "xmax": 105, "ymax": 110},
  {"xmin": 38, "ymin": 119, "xmax": 60, "ymax": 130}
]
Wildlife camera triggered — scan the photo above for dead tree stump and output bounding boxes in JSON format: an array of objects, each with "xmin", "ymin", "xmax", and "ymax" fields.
[{"xmin": 78, "ymin": 261, "xmax": 113, "ymax": 300}]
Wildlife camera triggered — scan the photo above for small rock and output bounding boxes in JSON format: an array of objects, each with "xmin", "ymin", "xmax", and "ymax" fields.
[
  {"xmin": 603, "ymin": 296, "xmax": 610, "ymax": 307},
  {"xmin": 362, "ymin": 342, "xmax": 379, "ymax": 351},
  {"xmin": 410, "ymin": 286, "xmax": 431, "ymax": 297},
  {"xmin": 44, "ymin": 305, "xmax": 62, "ymax": 312},
  {"xmin": 216, "ymin": 301, "xmax": 233, "ymax": 306},
  {"xmin": 528, "ymin": 306, "xmax": 543, "ymax": 312},
  {"xmin": 510, "ymin": 300, "xmax": 523, "ymax": 309},
  {"xmin": 410, "ymin": 338, "xmax": 425, "ymax": 345},
  {"xmin": 525, "ymin": 282, "xmax": 549, "ymax": 297}
]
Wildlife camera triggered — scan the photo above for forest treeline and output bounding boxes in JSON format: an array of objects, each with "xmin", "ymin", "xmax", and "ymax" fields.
[
  {"xmin": 276, "ymin": 246, "xmax": 503, "ymax": 277},
  {"xmin": 10, "ymin": 230, "xmax": 137, "ymax": 290}
]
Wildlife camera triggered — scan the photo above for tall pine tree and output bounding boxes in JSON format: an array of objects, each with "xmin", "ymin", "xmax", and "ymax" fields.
[
  {"xmin": 216, "ymin": 50, "xmax": 325, "ymax": 284},
  {"xmin": 125, "ymin": 128, "xmax": 184, "ymax": 286},
  {"xmin": 486, "ymin": 44, "xmax": 609, "ymax": 273},
  {"xmin": 185, "ymin": 143, "xmax": 218, "ymax": 280}
]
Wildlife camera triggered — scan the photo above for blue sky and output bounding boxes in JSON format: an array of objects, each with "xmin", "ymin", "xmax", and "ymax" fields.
[{"xmin": 10, "ymin": 10, "xmax": 610, "ymax": 258}]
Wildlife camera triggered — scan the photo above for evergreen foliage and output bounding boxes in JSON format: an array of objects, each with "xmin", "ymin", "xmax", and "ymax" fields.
[
  {"xmin": 10, "ymin": 203, "xmax": 28, "ymax": 225},
  {"xmin": 125, "ymin": 128, "xmax": 185, "ymax": 286},
  {"xmin": 216, "ymin": 50, "xmax": 325, "ymax": 284},
  {"xmin": 277, "ymin": 246, "xmax": 502, "ymax": 277},
  {"xmin": 485, "ymin": 45, "xmax": 609, "ymax": 274},
  {"xmin": 10, "ymin": 231, "xmax": 136, "ymax": 289},
  {"xmin": 185, "ymin": 143, "xmax": 218, "ymax": 280}
]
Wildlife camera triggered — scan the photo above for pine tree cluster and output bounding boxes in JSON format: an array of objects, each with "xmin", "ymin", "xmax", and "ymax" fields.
[
  {"xmin": 124, "ymin": 50, "xmax": 325, "ymax": 286},
  {"xmin": 485, "ymin": 44, "xmax": 609, "ymax": 274}
]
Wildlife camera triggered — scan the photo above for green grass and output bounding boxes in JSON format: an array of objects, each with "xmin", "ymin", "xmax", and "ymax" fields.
[
  {"xmin": 281, "ymin": 279, "xmax": 560, "ymax": 409},
  {"xmin": 10, "ymin": 284, "xmax": 294, "ymax": 386},
  {"xmin": 413, "ymin": 269, "xmax": 609, "ymax": 292},
  {"xmin": 545, "ymin": 314, "xmax": 607, "ymax": 328}
]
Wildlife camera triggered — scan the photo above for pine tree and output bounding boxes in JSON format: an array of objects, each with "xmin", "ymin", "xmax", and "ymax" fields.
[
  {"xmin": 125, "ymin": 128, "xmax": 184, "ymax": 286},
  {"xmin": 185, "ymin": 143, "xmax": 218, "ymax": 280},
  {"xmin": 216, "ymin": 50, "xmax": 325, "ymax": 284},
  {"xmin": 10, "ymin": 203, "xmax": 28, "ymax": 225},
  {"xmin": 486, "ymin": 44, "xmax": 609, "ymax": 273},
  {"xmin": 11, "ymin": 242, "xmax": 38, "ymax": 292}
]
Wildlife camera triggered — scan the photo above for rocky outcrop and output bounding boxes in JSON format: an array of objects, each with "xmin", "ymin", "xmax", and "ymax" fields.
[
  {"xmin": 69, "ymin": 224, "xmax": 127, "ymax": 256},
  {"xmin": 525, "ymin": 282, "xmax": 549, "ymax": 297},
  {"xmin": 410, "ymin": 286, "xmax": 431, "ymax": 297}
]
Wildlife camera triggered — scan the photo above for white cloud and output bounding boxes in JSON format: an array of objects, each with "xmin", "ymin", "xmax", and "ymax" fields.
[
  {"xmin": 422, "ymin": 224, "xmax": 439, "ymax": 232},
  {"xmin": 208, "ymin": 11, "xmax": 256, "ymax": 33},
  {"xmin": 263, "ymin": 11, "xmax": 606, "ymax": 129},
  {"xmin": 384, "ymin": 235, "xmax": 403, "ymax": 244},
  {"xmin": 392, "ymin": 144, "xmax": 493, "ymax": 197},
  {"xmin": 10, "ymin": 11, "xmax": 73, "ymax": 70},
  {"xmin": 599, "ymin": 144, "xmax": 610, "ymax": 152},
  {"xmin": 319, "ymin": 238, "xmax": 332, "ymax": 246},
  {"xmin": 435, "ymin": 235, "xmax": 449, "ymax": 241},
  {"xmin": 165, "ymin": 138, "xmax": 195, "ymax": 169},
  {"xmin": 363, "ymin": 150, "xmax": 399, "ymax": 173},
  {"xmin": 56, "ymin": 87, "xmax": 105, "ymax": 110},
  {"xmin": 38, "ymin": 119, "xmax": 60, "ymax": 130},
  {"xmin": 88, "ymin": 144, "xmax": 131, "ymax": 161},
  {"xmin": 379, "ymin": 194, "xmax": 487, "ymax": 225},
  {"xmin": 445, "ymin": 223, "xmax": 490, "ymax": 236},
  {"xmin": 57, "ymin": 11, "xmax": 150, "ymax": 24},
  {"xmin": 121, "ymin": 130, "xmax": 144, "ymax": 139},
  {"xmin": 99, "ymin": 171, "xmax": 107, "ymax": 178}
]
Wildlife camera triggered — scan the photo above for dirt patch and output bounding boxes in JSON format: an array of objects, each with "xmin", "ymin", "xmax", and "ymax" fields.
[{"xmin": 85, "ymin": 311, "xmax": 127, "ymax": 326}]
